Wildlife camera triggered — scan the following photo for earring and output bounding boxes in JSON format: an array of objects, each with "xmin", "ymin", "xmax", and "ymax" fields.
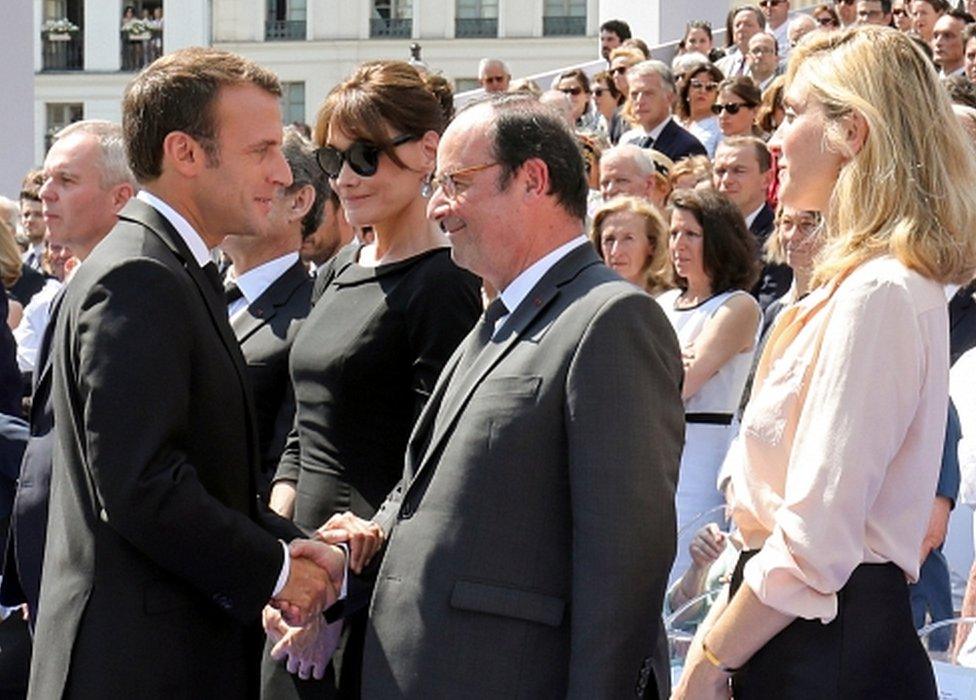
[{"xmin": 420, "ymin": 173, "xmax": 434, "ymax": 198}]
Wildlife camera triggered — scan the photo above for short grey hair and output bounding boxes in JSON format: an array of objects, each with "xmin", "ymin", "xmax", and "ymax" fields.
[
  {"xmin": 281, "ymin": 126, "xmax": 329, "ymax": 238},
  {"xmin": 478, "ymin": 58, "xmax": 510, "ymax": 78},
  {"xmin": 627, "ymin": 60, "xmax": 676, "ymax": 93},
  {"xmin": 54, "ymin": 120, "xmax": 137, "ymax": 190},
  {"xmin": 601, "ymin": 144, "xmax": 657, "ymax": 179}
]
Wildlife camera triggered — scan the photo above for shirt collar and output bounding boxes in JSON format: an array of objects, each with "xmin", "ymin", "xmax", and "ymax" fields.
[
  {"xmin": 227, "ymin": 252, "xmax": 299, "ymax": 306},
  {"xmin": 137, "ymin": 190, "xmax": 212, "ymax": 268},
  {"xmin": 499, "ymin": 235, "xmax": 588, "ymax": 316},
  {"xmin": 744, "ymin": 203, "xmax": 766, "ymax": 229},
  {"xmin": 646, "ymin": 114, "xmax": 672, "ymax": 142}
]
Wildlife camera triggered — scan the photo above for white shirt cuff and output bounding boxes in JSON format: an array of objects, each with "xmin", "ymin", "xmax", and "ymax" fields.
[{"xmin": 271, "ymin": 540, "xmax": 290, "ymax": 597}]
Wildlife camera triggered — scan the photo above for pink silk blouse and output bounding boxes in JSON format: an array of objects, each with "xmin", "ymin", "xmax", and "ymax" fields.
[{"xmin": 728, "ymin": 255, "xmax": 949, "ymax": 623}]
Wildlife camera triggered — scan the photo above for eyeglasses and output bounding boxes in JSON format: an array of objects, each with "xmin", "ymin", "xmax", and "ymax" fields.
[
  {"xmin": 482, "ymin": 75, "xmax": 507, "ymax": 84},
  {"xmin": 689, "ymin": 80, "xmax": 719, "ymax": 92},
  {"xmin": 758, "ymin": 0, "xmax": 785, "ymax": 6},
  {"xmin": 559, "ymin": 87, "xmax": 584, "ymax": 96},
  {"xmin": 432, "ymin": 162, "xmax": 499, "ymax": 200},
  {"xmin": 749, "ymin": 46, "xmax": 775, "ymax": 56},
  {"xmin": 711, "ymin": 102, "xmax": 750, "ymax": 115},
  {"xmin": 892, "ymin": 8, "xmax": 906, "ymax": 16},
  {"xmin": 315, "ymin": 133, "xmax": 418, "ymax": 179}
]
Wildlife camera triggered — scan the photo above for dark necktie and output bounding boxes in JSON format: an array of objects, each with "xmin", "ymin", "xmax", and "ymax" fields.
[
  {"xmin": 639, "ymin": 135, "xmax": 655, "ymax": 149},
  {"xmin": 224, "ymin": 281, "xmax": 244, "ymax": 305},
  {"xmin": 454, "ymin": 297, "xmax": 508, "ymax": 379},
  {"xmin": 201, "ymin": 261, "xmax": 222, "ymax": 296}
]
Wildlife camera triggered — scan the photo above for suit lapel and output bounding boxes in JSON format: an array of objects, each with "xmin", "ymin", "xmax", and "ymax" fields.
[
  {"xmin": 230, "ymin": 260, "xmax": 308, "ymax": 344},
  {"xmin": 29, "ymin": 287, "xmax": 67, "ymax": 427},
  {"xmin": 407, "ymin": 244, "xmax": 601, "ymax": 491}
]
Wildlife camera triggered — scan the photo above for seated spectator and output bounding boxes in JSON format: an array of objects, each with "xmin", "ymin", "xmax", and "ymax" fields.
[
  {"xmin": 618, "ymin": 61, "xmax": 708, "ymax": 161},
  {"xmin": 608, "ymin": 46, "xmax": 645, "ymax": 101},
  {"xmin": 508, "ymin": 78, "xmax": 540, "ymax": 96},
  {"xmin": 717, "ymin": 6, "xmax": 766, "ymax": 77},
  {"xmin": 933, "ymin": 10, "xmax": 970, "ymax": 78},
  {"xmin": 658, "ymin": 188, "xmax": 760, "ymax": 580},
  {"xmin": 553, "ymin": 69, "xmax": 600, "ymax": 131},
  {"xmin": 746, "ymin": 32, "xmax": 783, "ymax": 92},
  {"xmin": 761, "ymin": 0, "xmax": 795, "ymax": 57},
  {"xmin": 892, "ymin": 0, "xmax": 913, "ymax": 30},
  {"xmin": 756, "ymin": 74, "xmax": 786, "ymax": 135},
  {"xmin": 787, "ymin": 14, "xmax": 817, "ymax": 48},
  {"xmin": 713, "ymin": 76, "xmax": 763, "ymax": 139},
  {"xmin": 855, "ymin": 0, "xmax": 893, "ymax": 25},
  {"xmin": 911, "ymin": 0, "xmax": 949, "ymax": 43},
  {"xmin": 590, "ymin": 70, "xmax": 625, "ymax": 141},
  {"xmin": 965, "ymin": 23, "xmax": 976, "ymax": 83},
  {"xmin": 812, "ymin": 3, "xmax": 841, "ymax": 28},
  {"xmin": 713, "ymin": 136, "xmax": 792, "ymax": 307},
  {"xmin": 833, "ymin": 0, "xmax": 858, "ymax": 25},
  {"xmin": 671, "ymin": 155, "xmax": 713, "ymax": 191},
  {"xmin": 675, "ymin": 60, "xmax": 724, "ymax": 157},
  {"xmin": 477, "ymin": 58, "xmax": 510, "ymax": 93},
  {"xmin": 622, "ymin": 37, "xmax": 650, "ymax": 58},
  {"xmin": 590, "ymin": 195, "xmax": 671, "ymax": 295},
  {"xmin": 599, "ymin": 144, "xmax": 673, "ymax": 210},
  {"xmin": 599, "ymin": 18, "xmax": 631, "ymax": 62},
  {"xmin": 681, "ymin": 19, "xmax": 726, "ymax": 63}
]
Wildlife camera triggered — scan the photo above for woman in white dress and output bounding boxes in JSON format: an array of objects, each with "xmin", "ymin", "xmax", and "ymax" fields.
[{"xmin": 657, "ymin": 188, "xmax": 761, "ymax": 579}]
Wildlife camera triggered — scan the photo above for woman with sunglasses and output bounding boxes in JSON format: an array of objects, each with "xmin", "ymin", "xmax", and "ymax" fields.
[
  {"xmin": 673, "ymin": 27, "xmax": 976, "ymax": 699},
  {"xmin": 261, "ymin": 60, "xmax": 482, "ymax": 697},
  {"xmin": 713, "ymin": 76, "xmax": 763, "ymax": 139},
  {"xmin": 554, "ymin": 69, "xmax": 600, "ymax": 131},
  {"xmin": 811, "ymin": 3, "xmax": 840, "ymax": 28},
  {"xmin": 591, "ymin": 70, "xmax": 627, "ymax": 143},
  {"xmin": 676, "ymin": 60, "xmax": 725, "ymax": 158}
]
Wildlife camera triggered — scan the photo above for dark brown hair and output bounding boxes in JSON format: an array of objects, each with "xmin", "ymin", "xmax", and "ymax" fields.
[
  {"xmin": 676, "ymin": 61, "xmax": 724, "ymax": 120},
  {"xmin": 668, "ymin": 188, "xmax": 759, "ymax": 293},
  {"xmin": 313, "ymin": 61, "xmax": 446, "ymax": 169},
  {"xmin": 592, "ymin": 70, "xmax": 624, "ymax": 106},
  {"xmin": 122, "ymin": 47, "xmax": 282, "ymax": 183},
  {"xmin": 20, "ymin": 170, "xmax": 44, "ymax": 203}
]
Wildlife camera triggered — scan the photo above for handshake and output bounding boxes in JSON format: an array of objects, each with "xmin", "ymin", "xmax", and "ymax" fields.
[{"xmin": 264, "ymin": 512, "xmax": 384, "ymax": 680}]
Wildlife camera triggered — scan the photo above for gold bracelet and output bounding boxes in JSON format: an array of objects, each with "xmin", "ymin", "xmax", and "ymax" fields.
[{"xmin": 701, "ymin": 638, "xmax": 739, "ymax": 674}]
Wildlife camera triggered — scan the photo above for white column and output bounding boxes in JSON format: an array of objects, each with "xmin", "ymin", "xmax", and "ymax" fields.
[
  {"xmin": 598, "ymin": 0, "xmax": 728, "ymax": 46},
  {"xmin": 0, "ymin": 0, "xmax": 36, "ymax": 191},
  {"xmin": 84, "ymin": 0, "xmax": 121, "ymax": 71},
  {"xmin": 163, "ymin": 0, "xmax": 212, "ymax": 53}
]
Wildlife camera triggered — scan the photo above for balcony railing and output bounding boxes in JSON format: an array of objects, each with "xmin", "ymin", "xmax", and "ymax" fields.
[
  {"xmin": 121, "ymin": 30, "xmax": 163, "ymax": 71},
  {"xmin": 543, "ymin": 15, "xmax": 586, "ymax": 36},
  {"xmin": 41, "ymin": 31, "xmax": 84, "ymax": 71},
  {"xmin": 370, "ymin": 17, "xmax": 412, "ymax": 38},
  {"xmin": 265, "ymin": 20, "xmax": 306, "ymax": 40},
  {"xmin": 455, "ymin": 17, "xmax": 497, "ymax": 38}
]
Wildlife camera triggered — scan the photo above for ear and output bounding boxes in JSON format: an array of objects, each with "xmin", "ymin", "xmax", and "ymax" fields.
[
  {"xmin": 419, "ymin": 130, "xmax": 440, "ymax": 173},
  {"xmin": 110, "ymin": 183, "xmax": 135, "ymax": 212},
  {"xmin": 519, "ymin": 158, "xmax": 550, "ymax": 200},
  {"xmin": 841, "ymin": 110, "xmax": 869, "ymax": 158},
  {"xmin": 161, "ymin": 131, "xmax": 208, "ymax": 178},
  {"xmin": 288, "ymin": 184, "xmax": 316, "ymax": 222}
]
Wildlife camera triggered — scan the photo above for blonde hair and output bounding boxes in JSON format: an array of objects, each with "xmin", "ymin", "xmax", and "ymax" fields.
[
  {"xmin": 788, "ymin": 26, "xmax": 976, "ymax": 285},
  {"xmin": 590, "ymin": 196, "xmax": 672, "ymax": 294},
  {"xmin": 0, "ymin": 218, "xmax": 22, "ymax": 289},
  {"xmin": 670, "ymin": 155, "xmax": 712, "ymax": 189}
]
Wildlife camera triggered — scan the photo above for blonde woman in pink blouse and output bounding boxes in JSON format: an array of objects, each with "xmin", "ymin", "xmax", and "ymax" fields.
[{"xmin": 674, "ymin": 26, "xmax": 976, "ymax": 700}]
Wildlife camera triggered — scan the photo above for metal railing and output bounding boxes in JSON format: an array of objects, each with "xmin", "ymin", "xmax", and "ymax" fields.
[
  {"xmin": 455, "ymin": 17, "xmax": 497, "ymax": 38},
  {"xmin": 370, "ymin": 17, "xmax": 411, "ymax": 38},
  {"xmin": 542, "ymin": 15, "xmax": 586, "ymax": 36},
  {"xmin": 120, "ymin": 30, "xmax": 163, "ymax": 71},
  {"xmin": 265, "ymin": 20, "xmax": 306, "ymax": 41},
  {"xmin": 41, "ymin": 31, "xmax": 84, "ymax": 71}
]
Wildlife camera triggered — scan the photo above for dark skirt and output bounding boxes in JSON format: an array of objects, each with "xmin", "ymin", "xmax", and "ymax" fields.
[{"xmin": 729, "ymin": 550, "xmax": 937, "ymax": 700}]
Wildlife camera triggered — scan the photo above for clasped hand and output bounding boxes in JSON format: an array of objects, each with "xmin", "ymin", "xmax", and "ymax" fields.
[{"xmin": 270, "ymin": 538, "xmax": 346, "ymax": 626}]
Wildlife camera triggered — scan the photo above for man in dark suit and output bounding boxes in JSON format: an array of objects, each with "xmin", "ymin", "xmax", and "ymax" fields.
[
  {"xmin": 221, "ymin": 127, "xmax": 319, "ymax": 499},
  {"xmin": 714, "ymin": 137, "xmax": 792, "ymax": 308},
  {"xmin": 1, "ymin": 120, "xmax": 137, "ymax": 628},
  {"xmin": 620, "ymin": 60, "xmax": 707, "ymax": 162},
  {"xmin": 28, "ymin": 49, "xmax": 343, "ymax": 699},
  {"xmin": 300, "ymin": 96, "xmax": 685, "ymax": 698}
]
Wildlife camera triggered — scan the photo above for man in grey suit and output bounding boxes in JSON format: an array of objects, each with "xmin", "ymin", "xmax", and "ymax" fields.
[
  {"xmin": 221, "ymin": 127, "xmax": 320, "ymax": 501},
  {"xmin": 303, "ymin": 95, "xmax": 685, "ymax": 698}
]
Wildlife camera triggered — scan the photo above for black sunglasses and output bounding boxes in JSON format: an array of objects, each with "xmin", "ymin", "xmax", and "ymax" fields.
[
  {"xmin": 315, "ymin": 134, "xmax": 418, "ymax": 178},
  {"xmin": 559, "ymin": 86, "xmax": 584, "ymax": 96},
  {"xmin": 711, "ymin": 102, "xmax": 750, "ymax": 115}
]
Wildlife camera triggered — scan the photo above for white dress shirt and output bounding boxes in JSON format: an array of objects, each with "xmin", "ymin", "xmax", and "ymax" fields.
[
  {"xmin": 225, "ymin": 252, "xmax": 299, "ymax": 319},
  {"xmin": 13, "ymin": 277, "xmax": 62, "ymax": 372},
  {"xmin": 136, "ymin": 189, "xmax": 292, "ymax": 596},
  {"xmin": 618, "ymin": 116, "xmax": 673, "ymax": 149}
]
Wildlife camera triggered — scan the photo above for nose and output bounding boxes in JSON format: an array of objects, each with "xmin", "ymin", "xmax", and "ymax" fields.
[
  {"xmin": 39, "ymin": 177, "xmax": 55, "ymax": 202},
  {"xmin": 427, "ymin": 186, "xmax": 450, "ymax": 224},
  {"xmin": 269, "ymin": 149, "xmax": 293, "ymax": 188}
]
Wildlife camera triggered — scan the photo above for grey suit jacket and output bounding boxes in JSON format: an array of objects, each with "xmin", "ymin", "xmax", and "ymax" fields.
[
  {"xmin": 232, "ymin": 258, "xmax": 312, "ymax": 496},
  {"xmin": 362, "ymin": 243, "xmax": 685, "ymax": 699}
]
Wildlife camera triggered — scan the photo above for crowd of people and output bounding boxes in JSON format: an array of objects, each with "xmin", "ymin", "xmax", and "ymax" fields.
[{"xmin": 0, "ymin": 1, "xmax": 974, "ymax": 698}]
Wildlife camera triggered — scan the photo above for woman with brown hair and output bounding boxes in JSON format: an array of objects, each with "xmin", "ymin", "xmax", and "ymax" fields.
[
  {"xmin": 261, "ymin": 60, "xmax": 482, "ymax": 697},
  {"xmin": 554, "ymin": 68, "xmax": 600, "ymax": 131},
  {"xmin": 713, "ymin": 76, "xmax": 763, "ymax": 139},
  {"xmin": 591, "ymin": 69, "xmax": 627, "ymax": 143},
  {"xmin": 676, "ymin": 60, "xmax": 725, "ymax": 157}
]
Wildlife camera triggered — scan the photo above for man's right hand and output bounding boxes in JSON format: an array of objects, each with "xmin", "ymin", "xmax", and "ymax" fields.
[
  {"xmin": 315, "ymin": 511, "xmax": 384, "ymax": 573},
  {"xmin": 272, "ymin": 540, "xmax": 346, "ymax": 625}
]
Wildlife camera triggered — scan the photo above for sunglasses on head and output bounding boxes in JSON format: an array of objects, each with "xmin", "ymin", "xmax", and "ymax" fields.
[
  {"xmin": 816, "ymin": 15, "xmax": 837, "ymax": 24},
  {"xmin": 711, "ymin": 102, "xmax": 749, "ymax": 115},
  {"xmin": 560, "ymin": 86, "xmax": 584, "ymax": 96},
  {"xmin": 315, "ymin": 134, "xmax": 418, "ymax": 179}
]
